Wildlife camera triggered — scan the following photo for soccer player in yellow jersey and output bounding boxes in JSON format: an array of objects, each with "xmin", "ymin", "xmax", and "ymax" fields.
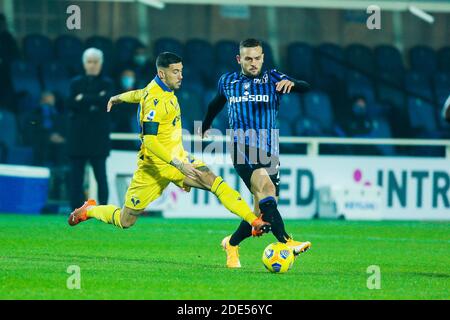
[{"xmin": 68, "ymin": 52, "xmax": 269, "ymax": 235}]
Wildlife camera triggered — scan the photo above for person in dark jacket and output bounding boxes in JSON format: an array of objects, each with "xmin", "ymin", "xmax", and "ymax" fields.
[{"xmin": 67, "ymin": 48, "xmax": 114, "ymax": 210}]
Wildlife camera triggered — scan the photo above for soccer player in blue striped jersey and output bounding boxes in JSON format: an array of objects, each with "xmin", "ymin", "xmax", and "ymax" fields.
[{"xmin": 201, "ymin": 38, "xmax": 312, "ymax": 268}]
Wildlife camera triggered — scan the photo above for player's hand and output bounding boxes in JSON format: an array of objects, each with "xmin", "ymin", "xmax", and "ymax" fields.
[
  {"xmin": 107, "ymin": 95, "xmax": 122, "ymax": 112},
  {"xmin": 171, "ymin": 159, "xmax": 202, "ymax": 180},
  {"xmin": 276, "ymin": 80, "xmax": 295, "ymax": 94}
]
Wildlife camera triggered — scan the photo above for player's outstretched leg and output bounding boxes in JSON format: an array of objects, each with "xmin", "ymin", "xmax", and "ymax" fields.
[{"xmin": 68, "ymin": 200, "xmax": 139, "ymax": 229}]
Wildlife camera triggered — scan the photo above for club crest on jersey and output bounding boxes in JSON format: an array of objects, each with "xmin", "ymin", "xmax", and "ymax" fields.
[
  {"xmin": 147, "ymin": 110, "xmax": 156, "ymax": 121},
  {"xmin": 243, "ymin": 82, "xmax": 250, "ymax": 90},
  {"xmin": 131, "ymin": 196, "xmax": 140, "ymax": 207}
]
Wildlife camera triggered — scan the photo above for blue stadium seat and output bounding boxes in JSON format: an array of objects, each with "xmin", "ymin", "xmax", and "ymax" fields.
[
  {"xmin": 278, "ymin": 93, "xmax": 302, "ymax": 125},
  {"xmin": 211, "ymin": 109, "xmax": 229, "ymax": 134},
  {"xmin": 185, "ymin": 39, "xmax": 214, "ymax": 83},
  {"xmin": 287, "ymin": 42, "xmax": 314, "ymax": 81},
  {"xmin": 54, "ymin": 35, "xmax": 84, "ymax": 75},
  {"xmin": 346, "ymin": 70, "xmax": 372, "ymax": 86},
  {"xmin": 23, "ymin": 34, "xmax": 53, "ymax": 66},
  {"xmin": 409, "ymin": 45, "xmax": 437, "ymax": 76},
  {"xmin": 316, "ymin": 43, "xmax": 345, "ymax": 80},
  {"xmin": 153, "ymin": 37, "xmax": 184, "ymax": 57},
  {"xmin": 41, "ymin": 61, "xmax": 71, "ymax": 100},
  {"xmin": 115, "ymin": 36, "xmax": 143, "ymax": 65},
  {"xmin": 294, "ymin": 118, "xmax": 324, "ymax": 137},
  {"xmin": 10, "ymin": 60, "xmax": 41, "ymax": 111},
  {"xmin": 407, "ymin": 97, "xmax": 438, "ymax": 135},
  {"xmin": 6, "ymin": 146, "xmax": 34, "ymax": 165},
  {"xmin": 370, "ymin": 117, "xmax": 396, "ymax": 155},
  {"xmin": 347, "ymin": 82, "xmax": 375, "ymax": 104},
  {"xmin": 345, "ymin": 44, "xmax": 375, "ymax": 74},
  {"xmin": 215, "ymin": 40, "xmax": 239, "ymax": 69},
  {"xmin": 303, "ymin": 91, "xmax": 334, "ymax": 133},
  {"xmin": 177, "ymin": 90, "xmax": 204, "ymax": 133},
  {"xmin": 85, "ymin": 36, "xmax": 114, "ymax": 75},
  {"xmin": 0, "ymin": 109, "xmax": 17, "ymax": 148},
  {"xmin": 377, "ymin": 71, "xmax": 405, "ymax": 109},
  {"xmin": 202, "ymin": 89, "xmax": 218, "ymax": 114},
  {"xmin": 374, "ymin": 45, "xmax": 404, "ymax": 74},
  {"xmin": 261, "ymin": 41, "xmax": 276, "ymax": 69},
  {"xmin": 438, "ymin": 47, "xmax": 450, "ymax": 72},
  {"xmin": 404, "ymin": 71, "xmax": 433, "ymax": 101}
]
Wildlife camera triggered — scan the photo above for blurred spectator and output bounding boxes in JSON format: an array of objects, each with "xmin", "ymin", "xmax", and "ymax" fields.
[
  {"xmin": 67, "ymin": 48, "xmax": 114, "ymax": 210},
  {"xmin": 130, "ymin": 45, "xmax": 155, "ymax": 87},
  {"xmin": 343, "ymin": 96, "xmax": 374, "ymax": 137},
  {"xmin": 111, "ymin": 69, "xmax": 139, "ymax": 150},
  {"xmin": 28, "ymin": 91, "xmax": 67, "ymax": 166},
  {"xmin": 0, "ymin": 13, "xmax": 17, "ymax": 110}
]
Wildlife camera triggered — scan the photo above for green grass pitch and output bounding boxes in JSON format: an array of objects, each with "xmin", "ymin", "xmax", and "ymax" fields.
[{"xmin": 0, "ymin": 214, "xmax": 449, "ymax": 300}]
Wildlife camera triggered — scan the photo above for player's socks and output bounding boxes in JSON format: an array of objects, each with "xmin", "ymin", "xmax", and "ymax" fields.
[
  {"xmin": 259, "ymin": 197, "xmax": 290, "ymax": 243},
  {"xmin": 211, "ymin": 176, "xmax": 257, "ymax": 225},
  {"xmin": 86, "ymin": 205, "xmax": 123, "ymax": 228},
  {"xmin": 229, "ymin": 220, "xmax": 253, "ymax": 246}
]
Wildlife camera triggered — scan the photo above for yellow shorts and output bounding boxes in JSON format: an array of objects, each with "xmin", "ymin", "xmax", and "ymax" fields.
[{"xmin": 124, "ymin": 153, "xmax": 206, "ymax": 211}]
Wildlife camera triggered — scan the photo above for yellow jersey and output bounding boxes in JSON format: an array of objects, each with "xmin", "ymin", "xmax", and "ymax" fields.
[{"xmin": 119, "ymin": 76, "xmax": 184, "ymax": 165}]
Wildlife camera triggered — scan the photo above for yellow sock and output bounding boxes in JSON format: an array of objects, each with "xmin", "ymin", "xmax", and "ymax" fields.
[
  {"xmin": 211, "ymin": 177, "xmax": 257, "ymax": 224},
  {"xmin": 86, "ymin": 205, "xmax": 123, "ymax": 228}
]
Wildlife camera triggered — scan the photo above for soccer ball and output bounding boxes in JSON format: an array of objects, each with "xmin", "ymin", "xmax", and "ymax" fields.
[{"xmin": 262, "ymin": 242, "xmax": 295, "ymax": 273}]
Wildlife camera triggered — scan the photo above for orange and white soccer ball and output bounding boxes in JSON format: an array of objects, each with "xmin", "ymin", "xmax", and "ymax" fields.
[{"xmin": 262, "ymin": 242, "xmax": 295, "ymax": 273}]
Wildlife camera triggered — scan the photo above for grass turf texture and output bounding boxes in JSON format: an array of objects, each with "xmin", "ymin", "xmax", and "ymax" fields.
[{"xmin": 0, "ymin": 214, "xmax": 449, "ymax": 300}]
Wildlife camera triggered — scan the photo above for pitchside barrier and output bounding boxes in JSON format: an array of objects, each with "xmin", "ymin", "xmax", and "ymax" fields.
[{"xmin": 86, "ymin": 134, "xmax": 450, "ymax": 221}]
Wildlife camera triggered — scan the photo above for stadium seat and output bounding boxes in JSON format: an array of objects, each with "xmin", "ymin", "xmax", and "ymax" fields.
[
  {"xmin": 374, "ymin": 45, "xmax": 404, "ymax": 74},
  {"xmin": 347, "ymin": 83, "xmax": 376, "ymax": 105},
  {"xmin": 115, "ymin": 36, "xmax": 143, "ymax": 65},
  {"xmin": 409, "ymin": 45, "xmax": 437, "ymax": 76},
  {"xmin": 346, "ymin": 70, "xmax": 372, "ymax": 86},
  {"xmin": 0, "ymin": 109, "xmax": 17, "ymax": 148},
  {"xmin": 404, "ymin": 71, "xmax": 433, "ymax": 101},
  {"xmin": 278, "ymin": 93, "xmax": 302, "ymax": 125},
  {"xmin": 437, "ymin": 46, "xmax": 450, "ymax": 72},
  {"xmin": 177, "ymin": 90, "xmax": 204, "ymax": 133},
  {"xmin": 407, "ymin": 97, "xmax": 438, "ymax": 136},
  {"xmin": 286, "ymin": 42, "xmax": 314, "ymax": 81},
  {"xmin": 184, "ymin": 39, "xmax": 215, "ymax": 83},
  {"xmin": 316, "ymin": 43, "xmax": 345, "ymax": 80},
  {"xmin": 41, "ymin": 61, "xmax": 71, "ymax": 100},
  {"xmin": 10, "ymin": 60, "xmax": 41, "ymax": 111},
  {"xmin": 345, "ymin": 44, "xmax": 375, "ymax": 75},
  {"xmin": 54, "ymin": 35, "xmax": 84, "ymax": 75},
  {"xmin": 303, "ymin": 91, "xmax": 334, "ymax": 134},
  {"xmin": 153, "ymin": 37, "xmax": 184, "ymax": 57},
  {"xmin": 377, "ymin": 71, "xmax": 405, "ymax": 110},
  {"xmin": 23, "ymin": 34, "xmax": 53, "ymax": 66},
  {"xmin": 261, "ymin": 41, "xmax": 276, "ymax": 70},
  {"xmin": 215, "ymin": 40, "xmax": 239, "ymax": 69},
  {"xmin": 370, "ymin": 117, "xmax": 396, "ymax": 155},
  {"xmin": 6, "ymin": 145, "xmax": 34, "ymax": 165},
  {"xmin": 294, "ymin": 118, "xmax": 324, "ymax": 137},
  {"xmin": 85, "ymin": 36, "xmax": 114, "ymax": 75}
]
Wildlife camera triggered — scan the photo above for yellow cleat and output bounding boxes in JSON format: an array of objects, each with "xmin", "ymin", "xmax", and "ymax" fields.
[
  {"xmin": 221, "ymin": 235, "xmax": 241, "ymax": 268},
  {"xmin": 286, "ymin": 239, "xmax": 312, "ymax": 256}
]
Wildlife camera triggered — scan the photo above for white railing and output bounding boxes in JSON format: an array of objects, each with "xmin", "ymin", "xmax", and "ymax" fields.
[{"xmin": 110, "ymin": 133, "xmax": 450, "ymax": 158}]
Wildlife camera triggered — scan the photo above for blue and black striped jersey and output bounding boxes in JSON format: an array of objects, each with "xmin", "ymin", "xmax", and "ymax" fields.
[{"xmin": 217, "ymin": 69, "xmax": 292, "ymax": 156}]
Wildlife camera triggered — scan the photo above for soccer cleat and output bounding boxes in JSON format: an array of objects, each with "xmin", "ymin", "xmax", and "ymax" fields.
[
  {"xmin": 251, "ymin": 214, "xmax": 271, "ymax": 237},
  {"xmin": 68, "ymin": 199, "xmax": 97, "ymax": 226},
  {"xmin": 221, "ymin": 235, "xmax": 241, "ymax": 268},
  {"xmin": 285, "ymin": 239, "xmax": 312, "ymax": 256}
]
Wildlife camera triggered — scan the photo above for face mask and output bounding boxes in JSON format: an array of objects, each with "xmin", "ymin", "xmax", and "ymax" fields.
[
  {"xmin": 121, "ymin": 75, "xmax": 135, "ymax": 89},
  {"xmin": 134, "ymin": 55, "xmax": 146, "ymax": 66}
]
